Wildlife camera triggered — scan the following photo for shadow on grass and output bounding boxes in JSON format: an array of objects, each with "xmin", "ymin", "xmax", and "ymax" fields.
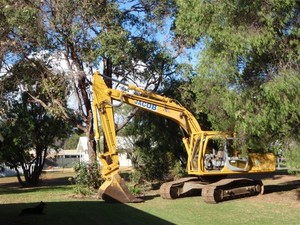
[
  {"xmin": 0, "ymin": 201, "xmax": 175, "ymax": 225},
  {"xmin": 228, "ymin": 169, "xmax": 291, "ymax": 180},
  {"xmin": 0, "ymin": 175, "xmax": 72, "ymax": 188},
  {"xmin": 0, "ymin": 185, "xmax": 71, "ymax": 195},
  {"xmin": 0, "ymin": 175, "xmax": 73, "ymax": 195},
  {"xmin": 264, "ymin": 179, "xmax": 300, "ymax": 195},
  {"xmin": 140, "ymin": 194, "xmax": 161, "ymax": 201}
]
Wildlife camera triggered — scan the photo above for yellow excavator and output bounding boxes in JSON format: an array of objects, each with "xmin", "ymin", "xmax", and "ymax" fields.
[{"xmin": 92, "ymin": 71, "xmax": 276, "ymax": 203}]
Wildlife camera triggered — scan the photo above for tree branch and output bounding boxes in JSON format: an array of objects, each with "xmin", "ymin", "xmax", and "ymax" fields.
[{"xmin": 116, "ymin": 107, "xmax": 139, "ymax": 132}]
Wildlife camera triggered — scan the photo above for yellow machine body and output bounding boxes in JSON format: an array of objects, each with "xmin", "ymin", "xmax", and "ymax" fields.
[{"xmin": 92, "ymin": 71, "xmax": 275, "ymax": 203}]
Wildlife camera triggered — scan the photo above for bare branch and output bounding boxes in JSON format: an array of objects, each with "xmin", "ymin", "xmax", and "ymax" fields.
[{"xmin": 116, "ymin": 107, "xmax": 139, "ymax": 132}]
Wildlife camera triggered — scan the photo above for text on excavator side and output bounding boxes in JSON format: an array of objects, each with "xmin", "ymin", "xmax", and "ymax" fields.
[{"xmin": 135, "ymin": 100, "xmax": 157, "ymax": 111}]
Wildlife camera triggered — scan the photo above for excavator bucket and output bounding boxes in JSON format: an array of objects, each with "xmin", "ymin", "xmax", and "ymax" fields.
[{"xmin": 99, "ymin": 173, "xmax": 143, "ymax": 203}]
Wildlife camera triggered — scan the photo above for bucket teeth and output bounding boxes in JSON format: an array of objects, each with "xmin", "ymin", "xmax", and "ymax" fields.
[{"xmin": 99, "ymin": 173, "xmax": 143, "ymax": 203}]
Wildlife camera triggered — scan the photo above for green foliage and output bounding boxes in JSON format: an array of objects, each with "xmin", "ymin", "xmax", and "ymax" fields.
[
  {"xmin": 175, "ymin": 0, "xmax": 300, "ymax": 87},
  {"xmin": 72, "ymin": 162, "xmax": 102, "ymax": 196},
  {"xmin": 0, "ymin": 0, "xmax": 45, "ymax": 53},
  {"xmin": 128, "ymin": 184, "xmax": 142, "ymax": 195},
  {"xmin": 0, "ymin": 58, "xmax": 72, "ymax": 186},
  {"xmin": 192, "ymin": 75, "xmax": 237, "ymax": 131},
  {"xmin": 124, "ymin": 80, "xmax": 192, "ymax": 181},
  {"xmin": 171, "ymin": 161, "xmax": 187, "ymax": 180},
  {"xmin": 132, "ymin": 145, "xmax": 170, "ymax": 181},
  {"xmin": 0, "ymin": 59, "xmax": 71, "ymax": 120},
  {"xmin": 191, "ymin": 69, "xmax": 300, "ymax": 152},
  {"xmin": 0, "ymin": 99, "xmax": 71, "ymax": 185},
  {"xmin": 126, "ymin": 113, "xmax": 180, "ymax": 181},
  {"xmin": 175, "ymin": 0, "xmax": 300, "ymax": 83},
  {"xmin": 135, "ymin": 0, "xmax": 176, "ymax": 27},
  {"xmin": 176, "ymin": 0, "xmax": 299, "ymax": 63},
  {"xmin": 129, "ymin": 170, "xmax": 144, "ymax": 184},
  {"xmin": 236, "ymin": 72, "xmax": 300, "ymax": 150},
  {"xmin": 0, "ymin": 0, "xmax": 179, "ymax": 131},
  {"xmin": 175, "ymin": 0, "xmax": 300, "ymax": 155},
  {"xmin": 63, "ymin": 133, "xmax": 82, "ymax": 150},
  {"xmin": 284, "ymin": 143, "xmax": 300, "ymax": 174}
]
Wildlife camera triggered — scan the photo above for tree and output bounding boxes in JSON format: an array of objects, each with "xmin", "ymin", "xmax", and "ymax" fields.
[
  {"xmin": 63, "ymin": 132, "xmax": 83, "ymax": 150},
  {"xmin": 0, "ymin": 0, "xmax": 179, "ymax": 167},
  {"xmin": 0, "ymin": 104, "xmax": 70, "ymax": 186},
  {"xmin": 174, "ymin": 0, "xmax": 300, "ymax": 152},
  {"xmin": 0, "ymin": 60, "xmax": 71, "ymax": 186},
  {"xmin": 124, "ymin": 80, "xmax": 196, "ymax": 180},
  {"xmin": 125, "ymin": 110, "xmax": 183, "ymax": 181}
]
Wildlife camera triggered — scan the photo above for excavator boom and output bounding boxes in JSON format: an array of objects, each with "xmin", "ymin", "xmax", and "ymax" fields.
[{"xmin": 92, "ymin": 71, "xmax": 276, "ymax": 203}]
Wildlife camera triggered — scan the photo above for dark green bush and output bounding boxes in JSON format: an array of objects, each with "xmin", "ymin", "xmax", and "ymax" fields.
[{"xmin": 72, "ymin": 162, "xmax": 102, "ymax": 196}]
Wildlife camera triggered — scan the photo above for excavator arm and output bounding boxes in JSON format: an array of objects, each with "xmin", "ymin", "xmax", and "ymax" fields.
[{"xmin": 92, "ymin": 71, "xmax": 276, "ymax": 203}]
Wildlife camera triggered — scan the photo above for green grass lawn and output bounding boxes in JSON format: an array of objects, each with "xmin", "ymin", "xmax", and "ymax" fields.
[{"xmin": 1, "ymin": 171, "xmax": 299, "ymax": 225}]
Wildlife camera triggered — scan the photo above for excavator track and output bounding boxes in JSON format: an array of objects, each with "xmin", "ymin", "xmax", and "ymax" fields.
[
  {"xmin": 160, "ymin": 177, "xmax": 208, "ymax": 199},
  {"xmin": 202, "ymin": 178, "xmax": 264, "ymax": 203},
  {"xmin": 160, "ymin": 177, "xmax": 264, "ymax": 203}
]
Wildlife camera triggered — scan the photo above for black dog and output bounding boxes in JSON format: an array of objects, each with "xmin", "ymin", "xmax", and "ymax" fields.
[{"xmin": 20, "ymin": 201, "xmax": 46, "ymax": 216}]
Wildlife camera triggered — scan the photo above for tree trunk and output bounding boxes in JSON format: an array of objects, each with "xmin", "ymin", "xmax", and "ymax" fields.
[
  {"xmin": 103, "ymin": 57, "xmax": 113, "ymax": 88},
  {"xmin": 101, "ymin": 57, "xmax": 113, "ymax": 155},
  {"xmin": 14, "ymin": 167, "xmax": 25, "ymax": 187},
  {"xmin": 17, "ymin": 148, "xmax": 47, "ymax": 187},
  {"xmin": 87, "ymin": 109, "xmax": 97, "ymax": 164}
]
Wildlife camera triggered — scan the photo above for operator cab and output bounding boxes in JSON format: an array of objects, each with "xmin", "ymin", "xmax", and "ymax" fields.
[{"xmin": 204, "ymin": 138, "xmax": 249, "ymax": 172}]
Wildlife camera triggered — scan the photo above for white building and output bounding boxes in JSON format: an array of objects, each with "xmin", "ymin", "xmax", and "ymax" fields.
[{"xmin": 76, "ymin": 136, "xmax": 133, "ymax": 167}]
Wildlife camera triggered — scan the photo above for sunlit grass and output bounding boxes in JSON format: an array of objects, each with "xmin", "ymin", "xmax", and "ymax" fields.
[{"xmin": 1, "ymin": 171, "xmax": 300, "ymax": 225}]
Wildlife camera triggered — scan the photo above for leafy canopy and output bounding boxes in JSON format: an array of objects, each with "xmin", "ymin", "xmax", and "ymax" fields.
[{"xmin": 174, "ymin": 0, "xmax": 300, "ymax": 151}]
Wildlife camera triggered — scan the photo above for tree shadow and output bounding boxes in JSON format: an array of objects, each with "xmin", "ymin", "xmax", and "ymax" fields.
[
  {"xmin": 264, "ymin": 179, "xmax": 300, "ymax": 195},
  {"xmin": 139, "ymin": 194, "xmax": 161, "ymax": 201},
  {"xmin": 0, "ymin": 201, "xmax": 175, "ymax": 225},
  {"xmin": 0, "ymin": 174, "xmax": 73, "ymax": 195},
  {"xmin": 228, "ymin": 169, "xmax": 290, "ymax": 180},
  {"xmin": 0, "ymin": 185, "xmax": 71, "ymax": 196},
  {"xmin": 0, "ymin": 176, "xmax": 72, "ymax": 195},
  {"xmin": 223, "ymin": 170, "xmax": 300, "ymax": 201},
  {"xmin": 0, "ymin": 174, "xmax": 72, "ymax": 187}
]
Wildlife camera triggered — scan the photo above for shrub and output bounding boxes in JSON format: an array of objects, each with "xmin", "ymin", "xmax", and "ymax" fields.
[
  {"xmin": 284, "ymin": 143, "xmax": 300, "ymax": 174},
  {"xmin": 72, "ymin": 162, "xmax": 102, "ymax": 196},
  {"xmin": 171, "ymin": 161, "xmax": 187, "ymax": 180}
]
